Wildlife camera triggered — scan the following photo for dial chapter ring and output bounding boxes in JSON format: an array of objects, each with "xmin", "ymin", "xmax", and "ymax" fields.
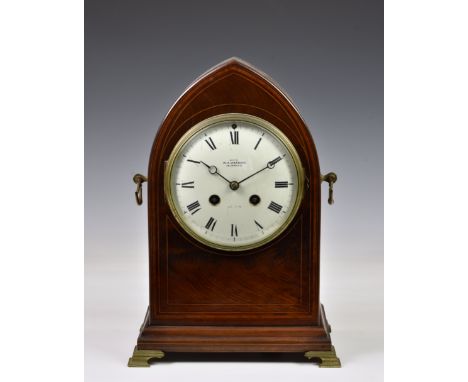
[{"xmin": 164, "ymin": 113, "xmax": 305, "ymax": 252}]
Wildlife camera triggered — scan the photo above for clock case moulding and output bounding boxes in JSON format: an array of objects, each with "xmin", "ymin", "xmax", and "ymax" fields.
[{"xmin": 129, "ymin": 58, "xmax": 340, "ymax": 368}]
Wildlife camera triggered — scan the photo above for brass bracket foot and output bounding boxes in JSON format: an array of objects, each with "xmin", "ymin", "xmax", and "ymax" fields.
[
  {"xmin": 128, "ymin": 347, "xmax": 165, "ymax": 367},
  {"xmin": 304, "ymin": 345, "xmax": 341, "ymax": 368}
]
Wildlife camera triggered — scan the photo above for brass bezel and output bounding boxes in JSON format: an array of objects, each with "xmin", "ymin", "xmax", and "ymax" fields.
[{"xmin": 164, "ymin": 113, "xmax": 305, "ymax": 252}]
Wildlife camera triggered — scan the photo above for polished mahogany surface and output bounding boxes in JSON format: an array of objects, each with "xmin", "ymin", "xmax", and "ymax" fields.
[{"xmin": 136, "ymin": 58, "xmax": 330, "ymax": 352}]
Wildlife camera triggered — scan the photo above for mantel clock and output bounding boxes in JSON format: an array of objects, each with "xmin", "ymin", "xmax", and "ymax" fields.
[{"xmin": 129, "ymin": 58, "xmax": 340, "ymax": 368}]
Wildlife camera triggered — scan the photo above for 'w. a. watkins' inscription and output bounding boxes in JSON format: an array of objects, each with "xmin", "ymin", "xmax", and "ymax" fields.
[{"xmin": 223, "ymin": 159, "xmax": 247, "ymax": 167}]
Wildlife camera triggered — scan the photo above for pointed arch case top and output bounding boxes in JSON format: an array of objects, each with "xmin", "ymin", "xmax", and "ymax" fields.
[{"xmin": 149, "ymin": 58, "xmax": 321, "ymax": 181}]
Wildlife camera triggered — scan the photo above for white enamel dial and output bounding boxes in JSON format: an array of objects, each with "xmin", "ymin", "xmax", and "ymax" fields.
[{"xmin": 165, "ymin": 114, "xmax": 304, "ymax": 251}]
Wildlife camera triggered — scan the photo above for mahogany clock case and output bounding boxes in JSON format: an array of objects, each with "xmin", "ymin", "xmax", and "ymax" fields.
[{"xmin": 132, "ymin": 58, "xmax": 335, "ymax": 355}]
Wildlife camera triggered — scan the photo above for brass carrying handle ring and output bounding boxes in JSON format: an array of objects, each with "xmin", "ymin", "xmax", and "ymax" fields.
[
  {"xmin": 321, "ymin": 172, "xmax": 337, "ymax": 205},
  {"xmin": 133, "ymin": 174, "xmax": 147, "ymax": 206}
]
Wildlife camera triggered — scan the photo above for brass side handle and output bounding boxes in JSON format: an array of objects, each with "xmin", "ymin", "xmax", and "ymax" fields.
[
  {"xmin": 133, "ymin": 174, "xmax": 147, "ymax": 205},
  {"xmin": 321, "ymin": 172, "xmax": 337, "ymax": 205}
]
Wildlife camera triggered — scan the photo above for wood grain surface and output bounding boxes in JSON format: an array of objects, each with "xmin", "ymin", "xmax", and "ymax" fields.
[{"xmin": 134, "ymin": 58, "xmax": 331, "ymax": 352}]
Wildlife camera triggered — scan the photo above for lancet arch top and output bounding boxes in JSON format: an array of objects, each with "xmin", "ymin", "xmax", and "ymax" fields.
[{"xmin": 149, "ymin": 58, "xmax": 321, "ymax": 181}]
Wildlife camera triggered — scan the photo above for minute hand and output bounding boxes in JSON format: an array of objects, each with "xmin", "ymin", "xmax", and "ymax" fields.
[{"xmin": 238, "ymin": 156, "xmax": 283, "ymax": 185}]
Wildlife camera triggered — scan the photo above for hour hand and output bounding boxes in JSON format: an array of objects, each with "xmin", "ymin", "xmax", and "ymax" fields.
[
  {"xmin": 200, "ymin": 160, "xmax": 215, "ymax": 173},
  {"xmin": 199, "ymin": 161, "xmax": 231, "ymax": 184}
]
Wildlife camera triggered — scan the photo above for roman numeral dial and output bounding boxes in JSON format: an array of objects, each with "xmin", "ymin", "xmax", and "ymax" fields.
[
  {"xmin": 186, "ymin": 200, "xmax": 201, "ymax": 215},
  {"xmin": 231, "ymin": 224, "xmax": 238, "ymax": 237},
  {"xmin": 268, "ymin": 201, "xmax": 283, "ymax": 214},
  {"xmin": 205, "ymin": 137, "xmax": 216, "ymax": 150},
  {"xmin": 230, "ymin": 131, "xmax": 239, "ymax": 144},
  {"xmin": 254, "ymin": 133, "xmax": 264, "ymax": 150},
  {"xmin": 177, "ymin": 181, "xmax": 194, "ymax": 188},
  {"xmin": 205, "ymin": 217, "xmax": 217, "ymax": 231},
  {"xmin": 167, "ymin": 114, "xmax": 303, "ymax": 251},
  {"xmin": 275, "ymin": 181, "xmax": 289, "ymax": 188}
]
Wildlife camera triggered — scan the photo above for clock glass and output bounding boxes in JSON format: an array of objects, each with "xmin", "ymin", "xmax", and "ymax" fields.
[{"xmin": 165, "ymin": 113, "xmax": 304, "ymax": 251}]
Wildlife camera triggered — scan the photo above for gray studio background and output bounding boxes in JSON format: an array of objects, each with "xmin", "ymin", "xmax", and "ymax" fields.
[{"xmin": 85, "ymin": 1, "xmax": 383, "ymax": 381}]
